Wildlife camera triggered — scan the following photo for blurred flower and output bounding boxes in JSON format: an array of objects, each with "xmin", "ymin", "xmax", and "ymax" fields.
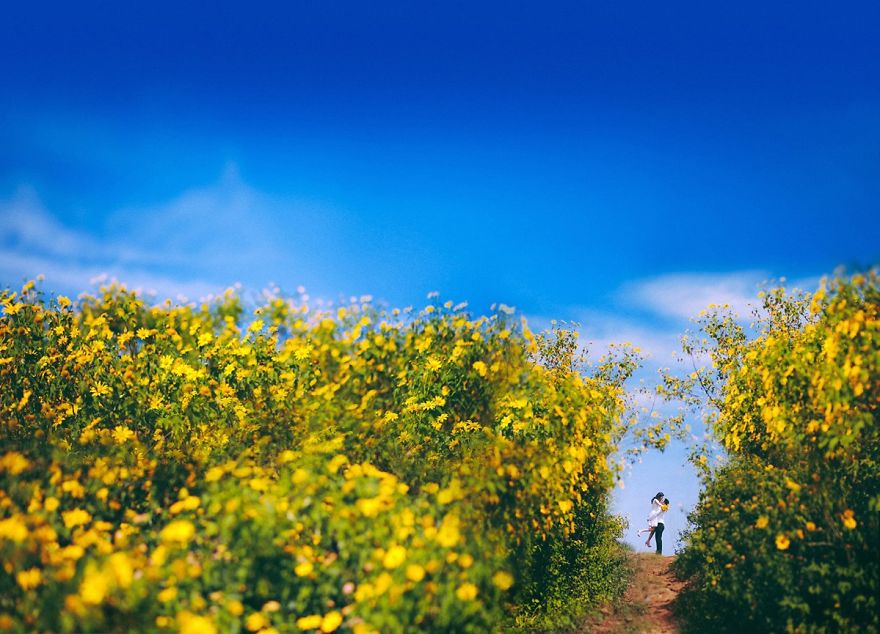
[
  {"xmin": 16, "ymin": 568, "xmax": 42, "ymax": 590},
  {"xmin": 456, "ymin": 582, "xmax": 479, "ymax": 601},
  {"xmin": 320, "ymin": 611, "xmax": 343, "ymax": 632},
  {"xmin": 492, "ymin": 571, "xmax": 514, "ymax": 590},
  {"xmin": 62, "ymin": 508, "xmax": 92, "ymax": 529},
  {"xmin": 160, "ymin": 520, "xmax": 195, "ymax": 544}
]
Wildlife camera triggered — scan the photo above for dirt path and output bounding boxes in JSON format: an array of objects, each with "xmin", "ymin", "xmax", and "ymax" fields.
[{"xmin": 580, "ymin": 552, "xmax": 684, "ymax": 634}]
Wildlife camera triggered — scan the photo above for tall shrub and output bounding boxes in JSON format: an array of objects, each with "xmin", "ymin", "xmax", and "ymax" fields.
[{"xmin": 667, "ymin": 273, "xmax": 879, "ymax": 633}]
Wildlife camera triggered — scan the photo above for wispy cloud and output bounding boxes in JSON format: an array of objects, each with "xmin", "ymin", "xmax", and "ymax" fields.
[
  {"xmin": 617, "ymin": 271, "xmax": 770, "ymax": 321},
  {"xmin": 0, "ymin": 166, "xmax": 329, "ymax": 300},
  {"xmin": 106, "ymin": 165, "xmax": 290, "ymax": 273},
  {"xmin": 0, "ymin": 186, "xmax": 109, "ymax": 262}
]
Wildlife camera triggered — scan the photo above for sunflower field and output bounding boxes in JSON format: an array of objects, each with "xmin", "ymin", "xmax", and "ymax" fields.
[{"xmin": 0, "ymin": 281, "xmax": 635, "ymax": 633}]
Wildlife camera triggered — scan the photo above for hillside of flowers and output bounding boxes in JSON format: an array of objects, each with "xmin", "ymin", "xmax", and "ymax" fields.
[
  {"xmin": 0, "ymin": 281, "xmax": 637, "ymax": 633},
  {"xmin": 664, "ymin": 273, "xmax": 879, "ymax": 633}
]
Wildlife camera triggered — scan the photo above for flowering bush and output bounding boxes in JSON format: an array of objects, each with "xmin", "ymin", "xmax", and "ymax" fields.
[
  {"xmin": 0, "ymin": 281, "xmax": 634, "ymax": 632},
  {"xmin": 666, "ymin": 273, "xmax": 879, "ymax": 633}
]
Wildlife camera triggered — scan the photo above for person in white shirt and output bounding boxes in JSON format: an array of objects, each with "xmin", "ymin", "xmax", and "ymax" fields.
[{"xmin": 636, "ymin": 492, "xmax": 668, "ymax": 549}]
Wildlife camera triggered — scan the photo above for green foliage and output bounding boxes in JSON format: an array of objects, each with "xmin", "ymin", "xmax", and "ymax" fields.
[
  {"xmin": 666, "ymin": 272, "xmax": 880, "ymax": 633},
  {"xmin": 510, "ymin": 504, "xmax": 630, "ymax": 633}
]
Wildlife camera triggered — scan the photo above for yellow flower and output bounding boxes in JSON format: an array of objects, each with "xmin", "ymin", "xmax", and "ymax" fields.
[
  {"xmin": 841, "ymin": 509, "xmax": 857, "ymax": 530},
  {"xmin": 775, "ymin": 533, "xmax": 790, "ymax": 550},
  {"xmin": 406, "ymin": 564, "xmax": 426, "ymax": 582},
  {"xmin": 245, "ymin": 612, "xmax": 266, "ymax": 631},
  {"xmin": 356, "ymin": 497, "xmax": 382, "ymax": 517},
  {"xmin": 805, "ymin": 521, "xmax": 816, "ymax": 532},
  {"xmin": 374, "ymin": 572, "xmax": 393, "ymax": 596},
  {"xmin": 248, "ymin": 477, "xmax": 270, "ymax": 492},
  {"xmin": 62, "ymin": 508, "xmax": 92, "ymax": 529},
  {"xmin": 459, "ymin": 553, "xmax": 474, "ymax": 569},
  {"xmin": 16, "ymin": 567, "xmax": 42, "ymax": 590},
  {"xmin": 171, "ymin": 496, "xmax": 201, "ymax": 514},
  {"xmin": 205, "ymin": 466, "xmax": 225, "ymax": 482},
  {"xmin": 44, "ymin": 496, "xmax": 60, "ymax": 512},
  {"xmin": 320, "ymin": 611, "xmax": 343, "ymax": 633},
  {"xmin": 79, "ymin": 566, "xmax": 109, "ymax": 605},
  {"xmin": 16, "ymin": 390, "xmax": 31, "ymax": 410},
  {"xmin": 108, "ymin": 552, "xmax": 133, "ymax": 588},
  {"xmin": 90, "ymin": 382, "xmax": 112, "ymax": 398},
  {"xmin": 295, "ymin": 561, "xmax": 314, "ymax": 577},
  {"xmin": 327, "ymin": 454, "xmax": 348, "ymax": 474},
  {"xmin": 112, "ymin": 426, "xmax": 135, "ymax": 444},
  {"xmin": 296, "ymin": 615, "xmax": 322, "ymax": 630},
  {"xmin": 383, "ymin": 545, "xmax": 407, "ymax": 569},
  {"xmin": 435, "ymin": 514, "xmax": 460, "ymax": 547},
  {"xmin": 62, "ymin": 480, "xmax": 85, "ymax": 498},
  {"xmin": 0, "ymin": 451, "xmax": 30, "ymax": 475},
  {"xmin": 160, "ymin": 520, "xmax": 195, "ymax": 545},
  {"xmin": 472, "ymin": 361, "xmax": 488, "ymax": 377},
  {"xmin": 755, "ymin": 516, "xmax": 769, "ymax": 529},
  {"xmin": 456, "ymin": 582, "xmax": 479, "ymax": 601},
  {"xmin": 492, "ymin": 571, "xmax": 514, "ymax": 590},
  {"xmin": 292, "ymin": 468, "xmax": 309, "ymax": 484},
  {"xmin": 0, "ymin": 516, "xmax": 28, "ymax": 542},
  {"xmin": 60, "ymin": 544, "xmax": 85, "ymax": 560},
  {"xmin": 178, "ymin": 612, "xmax": 218, "ymax": 634},
  {"xmin": 158, "ymin": 586, "xmax": 178, "ymax": 602}
]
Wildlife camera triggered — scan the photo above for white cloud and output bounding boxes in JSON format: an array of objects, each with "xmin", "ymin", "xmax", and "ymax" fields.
[
  {"xmin": 0, "ymin": 186, "xmax": 108, "ymax": 261},
  {"xmin": 106, "ymin": 164, "xmax": 292, "ymax": 272},
  {"xmin": 0, "ymin": 166, "xmax": 327, "ymax": 300},
  {"xmin": 618, "ymin": 271, "xmax": 770, "ymax": 321}
]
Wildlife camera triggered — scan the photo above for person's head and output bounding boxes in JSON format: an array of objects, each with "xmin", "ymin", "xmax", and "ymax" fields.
[
  {"xmin": 652, "ymin": 491, "xmax": 665, "ymax": 502},
  {"xmin": 663, "ymin": 497, "xmax": 670, "ymax": 506}
]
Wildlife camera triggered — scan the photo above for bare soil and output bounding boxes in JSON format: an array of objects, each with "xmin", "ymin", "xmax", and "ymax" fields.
[{"xmin": 579, "ymin": 552, "xmax": 684, "ymax": 634}]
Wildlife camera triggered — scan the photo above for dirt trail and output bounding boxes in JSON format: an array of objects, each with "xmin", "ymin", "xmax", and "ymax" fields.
[{"xmin": 580, "ymin": 552, "xmax": 684, "ymax": 634}]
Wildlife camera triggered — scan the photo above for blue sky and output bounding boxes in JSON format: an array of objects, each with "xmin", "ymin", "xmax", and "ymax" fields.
[{"xmin": 1, "ymin": 1, "xmax": 878, "ymax": 551}]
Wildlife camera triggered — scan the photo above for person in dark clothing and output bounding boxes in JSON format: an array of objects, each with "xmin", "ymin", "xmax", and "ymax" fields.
[{"xmin": 654, "ymin": 497, "xmax": 669, "ymax": 554}]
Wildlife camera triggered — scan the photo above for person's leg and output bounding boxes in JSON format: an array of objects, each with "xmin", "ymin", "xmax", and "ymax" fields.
[
  {"xmin": 655, "ymin": 523, "xmax": 664, "ymax": 554},
  {"xmin": 645, "ymin": 526, "xmax": 655, "ymax": 546}
]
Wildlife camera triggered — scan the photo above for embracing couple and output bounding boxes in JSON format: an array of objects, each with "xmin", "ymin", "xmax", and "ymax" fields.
[{"xmin": 636, "ymin": 491, "xmax": 669, "ymax": 555}]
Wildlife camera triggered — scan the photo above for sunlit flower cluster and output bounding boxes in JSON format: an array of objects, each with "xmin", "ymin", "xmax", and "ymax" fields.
[
  {"xmin": 0, "ymin": 281, "xmax": 632, "ymax": 632},
  {"xmin": 668, "ymin": 273, "xmax": 879, "ymax": 633}
]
